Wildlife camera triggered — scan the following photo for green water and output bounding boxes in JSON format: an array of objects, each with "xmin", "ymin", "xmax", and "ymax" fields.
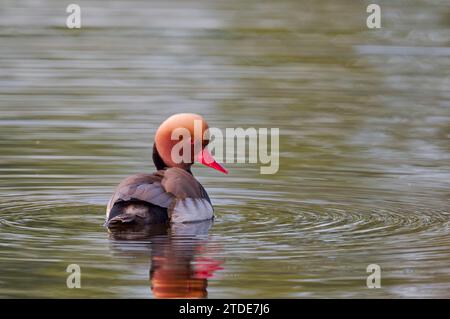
[{"xmin": 0, "ymin": 0, "xmax": 449, "ymax": 298}]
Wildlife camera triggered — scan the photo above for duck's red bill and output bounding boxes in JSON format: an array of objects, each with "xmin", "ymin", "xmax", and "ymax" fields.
[{"xmin": 197, "ymin": 149, "xmax": 228, "ymax": 174}]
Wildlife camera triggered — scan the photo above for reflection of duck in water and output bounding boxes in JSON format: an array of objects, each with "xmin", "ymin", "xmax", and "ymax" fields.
[
  {"xmin": 105, "ymin": 113, "xmax": 227, "ymax": 228},
  {"xmin": 150, "ymin": 221, "xmax": 223, "ymax": 298},
  {"xmin": 108, "ymin": 220, "xmax": 223, "ymax": 298}
]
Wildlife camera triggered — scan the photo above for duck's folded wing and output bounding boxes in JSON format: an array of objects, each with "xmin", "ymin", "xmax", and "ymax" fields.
[
  {"xmin": 106, "ymin": 168, "xmax": 213, "ymax": 223},
  {"xmin": 106, "ymin": 173, "xmax": 174, "ymax": 218},
  {"xmin": 159, "ymin": 168, "xmax": 214, "ymax": 223}
]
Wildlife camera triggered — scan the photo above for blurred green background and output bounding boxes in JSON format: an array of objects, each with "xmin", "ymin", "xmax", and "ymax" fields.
[{"xmin": 0, "ymin": 0, "xmax": 449, "ymax": 298}]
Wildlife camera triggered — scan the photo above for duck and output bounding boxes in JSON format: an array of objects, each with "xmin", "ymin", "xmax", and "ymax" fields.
[{"xmin": 105, "ymin": 113, "xmax": 227, "ymax": 228}]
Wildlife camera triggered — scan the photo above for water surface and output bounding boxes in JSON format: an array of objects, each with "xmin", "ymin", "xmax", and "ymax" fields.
[{"xmin": 0, "ymin": 0, "xmax": 449, "ymax": 298}]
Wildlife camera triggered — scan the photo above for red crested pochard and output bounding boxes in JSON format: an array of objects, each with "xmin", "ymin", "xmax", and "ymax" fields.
[{"xmin": 105, "ymin": 113, "xmax": 227, "ymax": 227}]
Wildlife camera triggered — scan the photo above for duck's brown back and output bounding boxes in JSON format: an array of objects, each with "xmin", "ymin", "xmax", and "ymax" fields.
[{"xmin": 106, "ymin": 167, "xmax": 213, "ymax": 224}]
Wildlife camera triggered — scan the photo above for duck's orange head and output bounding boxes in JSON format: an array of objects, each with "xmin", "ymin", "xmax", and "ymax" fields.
[{"xmin": 154, "ymin": 113, "xmax": 227, "ymax": 174}]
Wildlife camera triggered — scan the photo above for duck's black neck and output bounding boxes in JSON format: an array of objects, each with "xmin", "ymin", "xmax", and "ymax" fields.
[
  {"xmin": 152, "ymin": 144, "xmax": 167, "ymax": 170},
  {"xmin": 152, "ymin": 144, "xmax": 193, "ymax": 175}
]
